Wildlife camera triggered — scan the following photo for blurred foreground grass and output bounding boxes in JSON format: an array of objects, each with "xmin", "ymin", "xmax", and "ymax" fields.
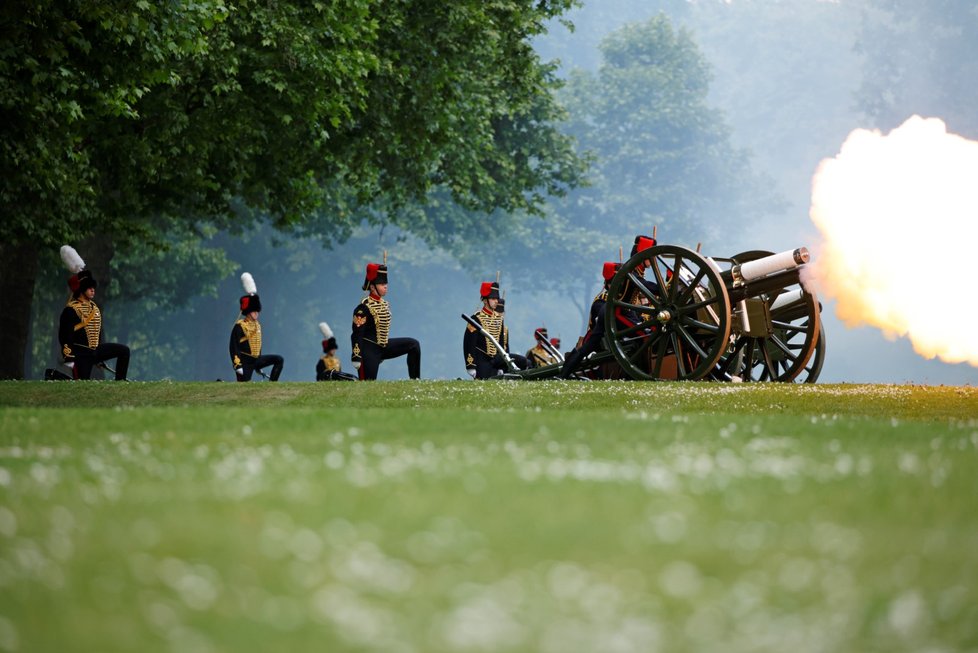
[{"xmin": 1, "ymin": 381, "xmax": 977, "ymax": 653}]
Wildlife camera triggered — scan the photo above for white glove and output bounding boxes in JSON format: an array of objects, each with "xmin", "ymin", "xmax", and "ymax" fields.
[
  {"xmin": 65, "ymin": 362, "xmax": 75, "ymax": 369},
  {"xmin": 467, "ymin": 368, "xmax": 477, "ymax": 378},
  {"xmin": 235, "ymin": 367, "xmax": 244, "ymax": 377},
  {"xmin": 352, "ymin": 361, "xmax": 361, "ymax": 370}
]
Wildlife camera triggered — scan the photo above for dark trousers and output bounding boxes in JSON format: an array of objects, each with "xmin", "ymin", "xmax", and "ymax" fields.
[
  {"xmin": 561, "ymin": 331, "xmax": 603, "ymax": 379},
  {"xmin": 472, "ymin": 352, "xmax": 523, "ymax": 379},
  {"xmin": 73, "ymin": 343, "xmax": 130, "ymax": 380},
  {"xmin": 238, "ymin": 354, "xmax": 284, "ymax": 381},
  {"xmin": 358, "ymin": 338, "xmax": 421, "ymax": 380}
]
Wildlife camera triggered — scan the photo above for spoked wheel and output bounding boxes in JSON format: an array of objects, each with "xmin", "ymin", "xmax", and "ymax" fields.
[
  {"xmin": 794, "ymin": 329, "xmax": 825, "ymax": 383},
  {"xmin": 604, "ymin": 245, "xmax": 731, "ymax": 380},
  {"xmin": 713, "ymin": 250, "xmax": 821, "ymax": 382}
]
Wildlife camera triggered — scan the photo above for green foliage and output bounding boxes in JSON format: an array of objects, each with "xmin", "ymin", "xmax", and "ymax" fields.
[
  {"xmin": 0, "ymin": 0, "xmax": 585, "ymax": 251},
  {"xmin": 2, "ymin": 382, "xmax": 977, "ymax": 652}
]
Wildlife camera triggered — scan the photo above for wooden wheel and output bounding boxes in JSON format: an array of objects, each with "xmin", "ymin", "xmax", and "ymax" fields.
[
  {"xmin": 604, "ymin": 245, "xmax": 731, "ymax": 380},
  {"xmin": 712, "ymin": 250, "xmax": 821, "ymax": 382}
]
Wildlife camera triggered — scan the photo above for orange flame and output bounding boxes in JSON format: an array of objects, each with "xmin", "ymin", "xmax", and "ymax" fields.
[{"xmin": 809, "ymin": 115, "xmax": 978, "ymax": 367}]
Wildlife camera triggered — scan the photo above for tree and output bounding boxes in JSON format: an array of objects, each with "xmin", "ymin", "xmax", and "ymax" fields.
[
  {"xmin": 0, "ymin": 0, "xmax": 585, "ymax": 378},
  {"xmin": 488, "ymin": 15, "xmax": 781, "ymax": 330}
]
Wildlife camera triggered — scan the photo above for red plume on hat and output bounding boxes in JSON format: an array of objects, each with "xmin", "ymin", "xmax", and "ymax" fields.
[
  {"xmin": 480, "ymin": 282, "xmax": 500, "ymax": 300},
  {"xmin": 534, "ymin": 327, "xmax": 549, "ymax": 342},
  {"xmin": 602, "ymin": 262, "xmax": 621, "ymax": 282},
  {"xmin": 630, "ymin": 235, "xmax": 656, "ymax": 256},
  {"xmin": 362, "ymin": 262, "xmax": 388, "ymax": 291},
  {"xmin": 239, "ymin": 272, "xmax": 262, "ymax": 313}
]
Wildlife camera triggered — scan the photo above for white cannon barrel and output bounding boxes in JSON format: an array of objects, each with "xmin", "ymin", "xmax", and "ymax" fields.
[{"xmin": 732, "ymin": 247, "xmax": 809, "ymax": 284}]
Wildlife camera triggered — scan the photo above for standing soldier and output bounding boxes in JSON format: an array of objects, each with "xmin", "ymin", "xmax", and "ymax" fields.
[
  {"xmin": 316, "ymin": 322, "xmax": 356, "ymax": 381},
  {"xmin": 525, "ymin": 328, "xmax": 558, "ymax": 368},
  {"xmin": 351, "ymin": 261, "xmax": 421, "ymax": 380},
  {"xmin": 58, "ymin": 245, "xmax": 130, "ymax": 380},
  {"xmin": 229, "ymin": 272, "xmax": 284, "ymax": 381}
]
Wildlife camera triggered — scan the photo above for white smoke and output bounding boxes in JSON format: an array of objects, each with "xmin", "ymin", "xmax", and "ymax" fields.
[{"xmin": 809, "ymin": 115, "xmax": 978, "ymax": 367}]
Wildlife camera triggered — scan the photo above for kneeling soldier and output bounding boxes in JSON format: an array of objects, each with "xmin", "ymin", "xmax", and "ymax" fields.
[
  {"xmin": 58, "ymin": 245, "xmax": 130, "ymax": 380},
  {"xmin": 317, "ymin": 322, "xmax": 357, "ymax": 381},
  {"xmin": 464, "ymin": 282, "xmax": 512, "ymax": 379},
  {"xmin": 229, "ymin": 272, "xmax": 284, "ymax": 381},
  {"xmin": 525, "ymin": 327, "xmax": 558, "ymax": 368},
  {"xmin": 351, "ymin": 262, "xmax": 421, "ymax": 380}
]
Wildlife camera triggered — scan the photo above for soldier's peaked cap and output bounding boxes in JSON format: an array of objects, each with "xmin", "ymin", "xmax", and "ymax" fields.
[{"xmin": 362, "ymin": 263, "xmax": 388, "ymax": 291}]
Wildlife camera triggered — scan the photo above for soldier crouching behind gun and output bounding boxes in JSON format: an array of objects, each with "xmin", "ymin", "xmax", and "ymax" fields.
[
  {"xmin": 525, "ymin": 327, "xmax": 557, "ymax": 368},
  {"xmin": 57, "ymin": 246, "xmax": 130, "ymax": 380},
  {"xmin": 351, "ymin": 262, "xmax": 421, "ymax": 380},
  {"xmin": 316, "ymin": 321, "xmax": 357, "ymax": 381},
  {"xmin": 560, "ymin": 262, "xmax": 619, "ymax": 379},
  {"xmin": 229, "ymin": 272, "xmax": 284, "ymax": 381}
]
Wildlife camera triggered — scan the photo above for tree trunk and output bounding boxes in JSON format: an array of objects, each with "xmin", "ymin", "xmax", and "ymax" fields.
[{"xmin": 0, "ymin": 242, "xmax": 40, "ymax": 379}]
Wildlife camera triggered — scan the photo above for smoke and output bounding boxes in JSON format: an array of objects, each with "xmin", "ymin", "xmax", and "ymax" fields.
[{"xmin": 809, "ymin": 115, "xmax": 978, "ymax": 367}]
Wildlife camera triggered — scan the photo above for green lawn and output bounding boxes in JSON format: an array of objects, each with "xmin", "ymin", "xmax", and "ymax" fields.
[{"xmin": 1, "ymin": 381, "xmax": 977, "ymax": 653}]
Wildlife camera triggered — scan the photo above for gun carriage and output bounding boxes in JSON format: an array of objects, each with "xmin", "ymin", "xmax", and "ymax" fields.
[{"xmin": 465, "ymin": 242, "xmax": 823, "ymax": 382}]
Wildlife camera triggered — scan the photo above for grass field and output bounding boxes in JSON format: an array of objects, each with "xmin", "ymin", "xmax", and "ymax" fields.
[{"xmin": 1, "ymin": 381, "xmax": 977, "ymax": 653}]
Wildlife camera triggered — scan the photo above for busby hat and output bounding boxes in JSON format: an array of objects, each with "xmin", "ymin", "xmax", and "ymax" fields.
[
  {"xmin": 480, "ymin": 281, "xmax": 500, "ymax": 300},
  {"xmin": 239, "ymin": 272, "xmax": 262, "ymax": 314},
  {"xmin": 550, "ymin": 337, "xmax": 561, "ymax": 349},
  {"xmin": 319, "ymin": 321, "xmax": 338, "ymax": 353},
  {"xmin": 630, "ymin": 235, "xmax": 657, "ymax": 256},
  {"xmin": 60, "ymin": 245, "xmax": 97, "ymax": 296},
  {"xmin": 362, "ymin": 263, "xmax": 388, "ymax": 291},
  {"xmin": 534, "ymin": 327, "xmax": 549, "ymax": 342},
  {"xmin": 602, "ymin": 262, "xmax": 621, "ymax": 283}
]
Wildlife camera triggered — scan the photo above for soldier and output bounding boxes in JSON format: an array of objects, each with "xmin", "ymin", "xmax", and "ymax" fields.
[
  {"xmin": 463, "ymin": 281, "xmax": 509, "ymax": 379},
  {"xmin": 351, "ymin": 262, "xmax": 421, "ymax": 380},
  {"xmin": 229, "ymin": 272, "xmax": 284, "ymax": 381},
  {"xmin": 57, "ymin": 245, "xmax": 130, "ymax": 380},
  {"xmin": 316, "ymin": 322, "xmax": 357, "ymax": 381},
  {"xmin": 525, "ymin": 327, "xmax": 558, "ymax": 368},
  {"xmin": 616, "ymin": 234, "xmax": 659, "ymax": 331},
  {"xmin": 560, "ymin": 262, "xmax": 619, "ymax": 379}
]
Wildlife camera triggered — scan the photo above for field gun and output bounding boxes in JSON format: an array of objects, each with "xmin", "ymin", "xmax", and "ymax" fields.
[{"xmin": 602, "ymin": 244, "xmax": 823, "ymax": 382}]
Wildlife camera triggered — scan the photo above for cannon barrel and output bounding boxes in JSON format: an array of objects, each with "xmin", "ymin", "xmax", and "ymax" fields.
[
  {"xmin": 727, "ymin": 267, "xmax": 803, "ymax": 304},
  {"xmin": 729, "ymin": 247, "xmax": 809, "ymax": 284}
]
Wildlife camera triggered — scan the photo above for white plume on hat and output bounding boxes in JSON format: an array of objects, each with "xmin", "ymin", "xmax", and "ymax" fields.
[
  {"xmin": 60, "ymin": 245, "xmax": 86, "ymax": 273},
  {"xmin": 241, "ymin": 272, "xmax": 257, "ymax": 295},
  {"xmin": 319, "ymin": 322, "xmax": 334, "ymax": 339}
]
